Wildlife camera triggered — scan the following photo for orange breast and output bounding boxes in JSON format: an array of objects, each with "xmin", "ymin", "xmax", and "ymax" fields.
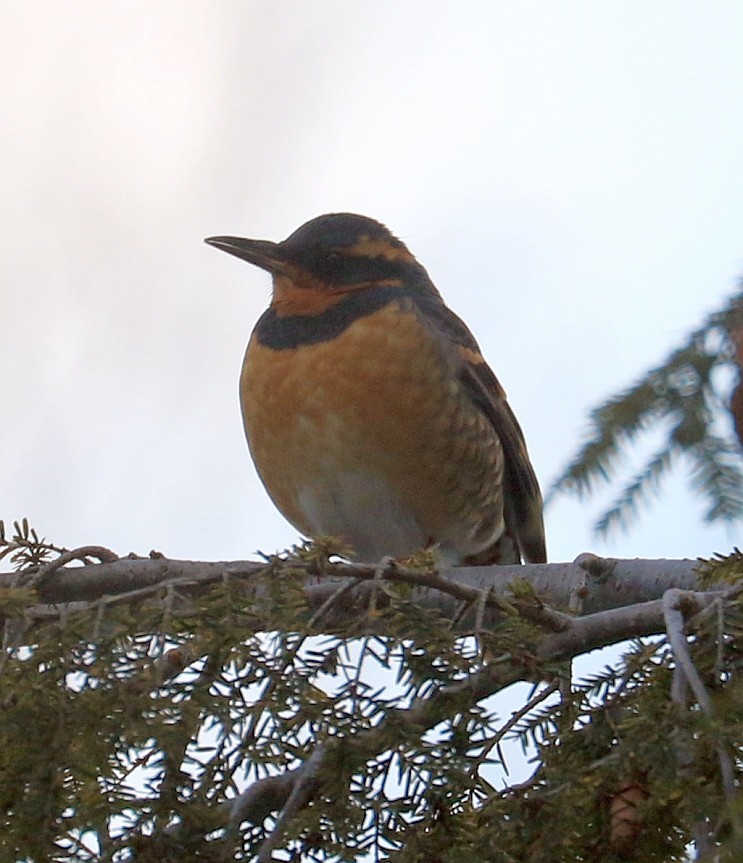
[{"xmin": 240, "ymin": 300, "xmax": 505, "ymax": 561}]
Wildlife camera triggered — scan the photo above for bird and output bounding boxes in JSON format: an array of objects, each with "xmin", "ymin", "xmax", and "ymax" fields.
[{"xmin": 205, "ymin": 213, "xmax": 546, "ymax": 566}]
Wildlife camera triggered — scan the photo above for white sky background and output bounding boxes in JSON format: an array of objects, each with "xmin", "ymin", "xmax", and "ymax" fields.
[{"xmin": 2, "ymin": 1, "xmax": 743, "ymax": 566}]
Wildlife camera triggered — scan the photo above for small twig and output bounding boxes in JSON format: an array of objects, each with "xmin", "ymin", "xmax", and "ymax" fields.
[
  {"xmin": 346, "ymin": 637, "xmax": 372, "ymax": 722},
  {"xmin": 26, "ymin": 545, "xmax": 119, "ymax": 589},
  {"xmin": 28, "ymin": 575, "xmax": 209, "ymax": 621},
  {"xmin": 478, "ymin": 680, "xmax": 560, "ymax": 778},
  {"xmin": 662, "ymin": 590, "xmax": 712, "ymax": 713},
  {"xmin": 161, "ymin": 582, "xmax": 176, "ymax": 630},
  {"xmin": 524, "ymin": 601, "xmax": 573, "ymax": 633},
  {"xmin": 474, "ymin": 585, "xmax": 494, "ymax": 662},
  {"xmin": 255, "ymin": 745, "xmax": 327, "ymax": 862},
  {"xmin": 447, "ymin": 596, "xmax": 476, "ymax": 632},
  {"xmin": 663, "ymin": 589, "xmax": 738, "ymax": 808},
  {"xmin": 307, "ymin": 578, "xmax": 359, "ymax": 630},
  {"xmin": 714, "ymin": 596, "xmax": 726, "ymax": 682},
  {"xmin": 92, "ymin": 599, "xmax": 107, "ymax": 642},
  {"xmin": 369, "ymin": 557, "xmax": 394, "ymax": 617},
  {"xmin": 238, "ymin": 630, "xmax": 313, "ymax": 754},
  {"xmin": 228, "ymin": 765, "xmax": 308, "ymax": 829},
  {"xmin": 474, "ymin": 586, "xmax": 492, "ymax": 639},
  {"xmin": 0, "ymin": 619, "xmax": 29, "ymax": 675},
  {"xmin": 670, "ymin": 663, "xmax": 688, "ymax": 709}
]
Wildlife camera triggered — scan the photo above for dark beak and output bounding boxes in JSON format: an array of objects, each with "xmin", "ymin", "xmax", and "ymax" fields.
[{"xmin": 204, "ymin": 236, "xmax": 287, "ymax": 274}]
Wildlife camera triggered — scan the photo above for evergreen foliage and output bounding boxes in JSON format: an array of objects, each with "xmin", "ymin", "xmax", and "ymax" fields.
[
  {"xmin": 2, "ymin": 522, "xmax": 743, "ymax": 861},
  {"xmin": 548, "ymin": 288, "xmax": 743, "ymax": 536}
]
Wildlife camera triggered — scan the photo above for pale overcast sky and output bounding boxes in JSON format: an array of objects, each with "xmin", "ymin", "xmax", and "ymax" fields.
[{"xmin": 2, "ymin": 1, "xmax": 743, "ymax": 565}]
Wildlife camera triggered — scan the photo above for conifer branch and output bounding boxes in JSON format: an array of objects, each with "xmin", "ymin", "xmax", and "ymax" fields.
[{"xmin": 548, "ymin": 286, "xmax": 743, "ymax": 535}]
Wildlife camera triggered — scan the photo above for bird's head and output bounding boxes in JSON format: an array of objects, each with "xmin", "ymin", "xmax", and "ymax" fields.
[{"xmin": 206, "ymin": 213, "xmax": 432, "ymax": 315}]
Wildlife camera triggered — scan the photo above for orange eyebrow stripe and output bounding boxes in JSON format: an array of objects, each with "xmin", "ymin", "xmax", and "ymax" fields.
[{"xmin": 347, "ymin": 236, "xmax": 418, "ymax": 264}]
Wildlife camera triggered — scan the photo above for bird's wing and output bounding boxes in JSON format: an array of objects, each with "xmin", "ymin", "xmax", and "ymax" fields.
[{"xmin": 417, "ymin": 295, "xmax": 547, "ymax": 563}]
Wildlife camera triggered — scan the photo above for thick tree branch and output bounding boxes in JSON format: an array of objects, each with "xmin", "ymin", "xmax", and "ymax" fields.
[{"xmin": 1, "ymin": 554, "xmax": 704, "ymax": 632}]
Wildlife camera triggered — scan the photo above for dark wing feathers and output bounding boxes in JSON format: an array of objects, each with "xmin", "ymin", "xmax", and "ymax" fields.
[
  {"xmin": 459, "ymin": 359, "xmax": 547, "ymax": 563},
  {"xmin": 415, "ymin": 294, "xmax": 547, "ymax": 563}
]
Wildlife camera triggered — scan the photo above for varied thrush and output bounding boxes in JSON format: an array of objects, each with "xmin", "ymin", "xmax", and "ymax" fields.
[{"xmin": 206, "ymin": 213, "xmax": 546, "ymax": 565}]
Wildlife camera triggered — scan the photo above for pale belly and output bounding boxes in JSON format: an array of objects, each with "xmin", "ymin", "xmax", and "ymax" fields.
[
  {"xmin": 295, "ymin": 466, "xmax": 430, "ymax": 561},
  {"xmin": 240, "ymin": 302, "xmax": 505, "ymax": 562}
]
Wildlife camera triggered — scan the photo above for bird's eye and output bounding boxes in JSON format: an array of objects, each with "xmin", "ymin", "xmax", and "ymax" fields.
[{"xmin": 326, "ymin": 252, "xmax": 340, "ymax": 265}]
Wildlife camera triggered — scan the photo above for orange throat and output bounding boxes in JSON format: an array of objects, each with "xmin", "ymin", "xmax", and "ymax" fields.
[
  {"xmin": 270, "ymin": 273, "xmax": 405, "ymax": 317},
  {"xmin": 271, "ymin": 273, "xmax": 348, "ymax": 317}
]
